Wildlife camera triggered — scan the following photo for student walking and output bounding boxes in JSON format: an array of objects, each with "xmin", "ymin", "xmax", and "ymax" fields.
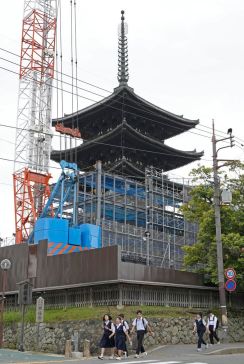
[
  {"xmin": 193, "ymin": 313, "xmax": 208, "ymax": 352},
  {"xmin": 119, "ymin": 313, "xmax": 130, "ymax": 358},
  {"xmin": 98, "ymin": 314, "xmax": 115, "ymax": 360},
  {"xmin": 131, "ymin": 310, "xmax": 153, "ymax": 358},
  {"xmin": 110, "ymin": 317, "xmax": 132, "ymax": 360},
  {"xmin": 207, "ymin": 311, "xmax": 220, "ymax": 345}
]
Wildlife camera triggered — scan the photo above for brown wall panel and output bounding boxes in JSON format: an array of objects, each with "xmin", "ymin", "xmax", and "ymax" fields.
[
  {"xmin": 35, "ymin": 240, "xmax": 48, "ymax": 288},
  {"xmin": 118, "ymin": 261, "xmax": 203, "ymax": 286},
  {"xmin": 0, "ymin": 242, "xmax": 204, "ymax": 292},
  {"xmin": 43, "ymin": 245, "xmax": 119, "ymax": 288},
  {"xmin": 0, "ymin": 244, "xmax": 29, "ymax": 292}
]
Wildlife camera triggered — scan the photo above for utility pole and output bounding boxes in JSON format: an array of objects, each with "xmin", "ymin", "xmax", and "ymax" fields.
[{"xmin": 212, "ymin": 120, "xmax": 234, "ymax": 328}]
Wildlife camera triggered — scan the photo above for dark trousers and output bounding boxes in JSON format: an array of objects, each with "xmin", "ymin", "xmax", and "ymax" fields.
[
  {"xmin": 124, "ymin": 338, "xmax": 128, "ymax": 355},
  {"xmin": 197, "ymin": 330, "xmax": 206, "ymax": 349},
  {"xmin": 136, "ymin": 330, "xmax": 145, "ymax": 354},
  {"xmin": 209, "ymin": 325, "xmax": 219, "ymax": 344}
]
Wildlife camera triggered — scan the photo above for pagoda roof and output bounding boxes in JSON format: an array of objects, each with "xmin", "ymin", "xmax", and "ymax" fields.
[
  {"xmin": 51, "ymin": 10, "xmax": 203, "ymax": 176},
  {"xmin": 51, "ymin": 121, "xmax": 203, "ymax": 176},
  {"xmin": 53, "ymin": 85, "xmax": 199, "ymax": 141}
]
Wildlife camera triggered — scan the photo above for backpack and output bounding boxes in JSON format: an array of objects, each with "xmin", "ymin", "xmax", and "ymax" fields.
[
  {"xmin": 213, "ymin": 315, "xmax": 219, "ymax": 330},
  {"xmin": 123, "ymin": 320, "xmax": 130, "ymax": 334},
  {"xmin": 136, "ymin": 318, "xmax": 148, "ymax": 333}
]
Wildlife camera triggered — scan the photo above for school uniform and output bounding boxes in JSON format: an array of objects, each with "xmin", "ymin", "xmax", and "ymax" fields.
[
  {"xmin": 207, "ymin": 315, "xmax": 220, "ymax": 344},
  {"xmin": 121, "ymin": 320, "xmax": 129, "ymax": 355},
  {"xmin": 132, "ymin": 317, "xmax": 148, "ymax": 355},
  {"xmin": 100, "ymin": 320, "xmax": 115, "ymax": 348},
  {"xmin": 195, "ymin": 318, "xmax": 207, "ymax": 349},
  {"xmin": 122, "ymin": 320, "xmax": 129, "ymax": 332},
  {"xmin": 115, "ymin": 323, "xmax": 127, "ymax": 351}
]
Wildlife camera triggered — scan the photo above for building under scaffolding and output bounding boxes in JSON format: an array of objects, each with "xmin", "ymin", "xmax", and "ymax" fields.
[
  {"xmin": 50, "ymin": 166, "xmax": 197, "ymax": 270},
  {"xmin": 51, "ymin": 11, "xmax": 202, "ymax": 270}
]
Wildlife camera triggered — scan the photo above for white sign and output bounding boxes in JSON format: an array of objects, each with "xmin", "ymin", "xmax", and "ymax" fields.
[
  {"xmin": 0, "ymin": 259, "xmax": 11, "ymax": 270},
  {"xmin": 225, "ymin": 268, "xmax": 236, "ymax": 279},
  {"xmin": 36, "ymin": 297, "xmax": 44, "ymax": 323}
]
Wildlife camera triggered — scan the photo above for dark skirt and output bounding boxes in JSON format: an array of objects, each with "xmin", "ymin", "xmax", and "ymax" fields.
[
  {"xmin": 115, "ymin": 335, "xmax": 126, "ymax": 351},
  {"xmin": 100, "ymin": 334, "xmax": 115, "ymax": 348}
]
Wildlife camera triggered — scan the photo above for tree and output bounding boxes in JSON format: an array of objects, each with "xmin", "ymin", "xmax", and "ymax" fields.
[{"xmin": 181, "ymin": 163, "xmax": 244, "ymax": 289}]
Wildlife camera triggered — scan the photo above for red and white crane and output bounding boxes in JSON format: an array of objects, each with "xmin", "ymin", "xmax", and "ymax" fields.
[{"xmin": 13, "ymin": 0, "xmax": 57, "ymax": 243}]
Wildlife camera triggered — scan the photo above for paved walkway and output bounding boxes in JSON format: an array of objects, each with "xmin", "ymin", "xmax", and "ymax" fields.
[
  {"xmin": 0, "ymin": 349, "xmax": 66, "ymax": 363},
  {"xmin": 0, "ymin": 343, "xmax": 243, "ymax": 364}
]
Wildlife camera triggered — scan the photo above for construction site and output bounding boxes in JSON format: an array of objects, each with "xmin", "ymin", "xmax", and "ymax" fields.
[{"xmin": 0, "ymin": 0, "xmax": 242, "ymax": 311}]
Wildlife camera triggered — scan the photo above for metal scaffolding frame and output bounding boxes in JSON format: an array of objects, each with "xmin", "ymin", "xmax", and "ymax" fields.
[{"xmin": 56, "ymin": 166, "xmax": 197, "ymax": 270}]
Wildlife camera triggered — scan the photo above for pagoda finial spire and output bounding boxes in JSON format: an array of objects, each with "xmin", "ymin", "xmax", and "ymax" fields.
[{"xmin": 118, "ymin": 10, "xmax": 129, "ymax": 86}]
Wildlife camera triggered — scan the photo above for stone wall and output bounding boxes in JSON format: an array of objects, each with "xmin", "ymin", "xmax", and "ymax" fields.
[{"xmin": 4, "ymin": 317, "xmax": 244, "ymax": 354}]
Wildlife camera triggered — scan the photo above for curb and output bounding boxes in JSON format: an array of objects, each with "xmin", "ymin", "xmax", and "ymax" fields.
[
  {"xmin": 147, "ymin": 345, "xmax": 167, "ymax": 353},
  {"xmin": 206, "ymin": 347, "xmax": 244, "ymax": 355}
]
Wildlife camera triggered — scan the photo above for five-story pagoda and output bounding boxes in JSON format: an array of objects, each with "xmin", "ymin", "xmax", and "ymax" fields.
[{"xmin": 51, "ymin": 11, "xmax": 203, "ymax": 269}]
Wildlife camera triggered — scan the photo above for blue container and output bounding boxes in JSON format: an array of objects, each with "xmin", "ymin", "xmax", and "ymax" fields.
[
  {"xmin": 80, "ymin": 224, "xmax": 101, "ymax": 249},
  {"xmin": 68, "ymin": 226, "xmax": 82, "ymax": 246},
  {"xmin": 34, "ymin": 218, "xmax": 69, "ymax": 244}
]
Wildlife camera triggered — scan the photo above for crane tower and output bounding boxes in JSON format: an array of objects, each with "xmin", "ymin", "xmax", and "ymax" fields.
[{"xmin": 13, "ymin": 0, "xmax": 57, "ymax": 243}]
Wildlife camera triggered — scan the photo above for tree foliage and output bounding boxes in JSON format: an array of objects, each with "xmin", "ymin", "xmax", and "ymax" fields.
[{"xmin": 181, "ymin": 163, "xmax": 244, "ymax": 289}]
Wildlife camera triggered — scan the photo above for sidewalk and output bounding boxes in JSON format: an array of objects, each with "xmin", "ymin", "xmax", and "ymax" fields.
[
  {"xmin": 0, "ymin": 342, "xmax": 243, "ymax": 364},
  {"xmin": 0, "ymin": 349, "xmax": 66, "ymax": 363},
  {"xmin": 147, "ymin": 342, "xmax": 244, "ymax": 357}
]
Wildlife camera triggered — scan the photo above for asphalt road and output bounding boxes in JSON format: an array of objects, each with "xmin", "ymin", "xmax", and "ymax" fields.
[{"xmin": 0, "ymin": 344, "xmax": 244, "ymax": 364}]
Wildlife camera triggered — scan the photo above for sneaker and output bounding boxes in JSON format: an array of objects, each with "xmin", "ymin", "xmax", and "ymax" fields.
[
  {"xmin": 116, "ymin": 357, "xmax": 122, "ymax": 361},
  {"xmin": 197, "ymin": 348, "xmax": 202, "ymax": 352},
  {"xmin": 98, "ymin": 356, "xmax": 104, "ymax": 360},
  {"xmin": 142, "ymin": 352, "xmax": 148, "ymax": 356},
  {"xmin": 205, "ymin": 344, "xmax": 209, "ymax": 349},
  {"xmin": 217, "ymin": 341, "xmax": 221, "ymax": 345},
  {"xmin": 134, "ymin": 354, "xmax": 139, "ymax": 358}
]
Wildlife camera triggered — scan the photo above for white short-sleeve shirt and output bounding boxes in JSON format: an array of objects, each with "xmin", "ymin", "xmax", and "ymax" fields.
[
  {"xmin": 207, "ymin": 315, "xmax": 217, "ymax": 330},
  {"xmin": 123, "ymin": 320, "xmax": 129, "ymax": 331},
  {"xmin": 105, "ymin": 320, "xmax": 115, "ymax": 333},
  {"xmin": 132, "ymin": 317, "xmax": 148, "ymax": 331}
]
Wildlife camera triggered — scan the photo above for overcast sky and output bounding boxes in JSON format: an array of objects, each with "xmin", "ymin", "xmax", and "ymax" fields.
[{"xmin": 0, "ymin": 0, "xmax": 244, "ymax": 237}]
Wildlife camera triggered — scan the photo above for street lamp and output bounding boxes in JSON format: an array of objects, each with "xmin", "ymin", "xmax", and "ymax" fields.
[
  {"xmin": 0, "ymin": 258, "xmax": 11, "ymax": 347},
  {"xmin": 212, "ymin": 120, "xmax": 235, "ymax": 329}
]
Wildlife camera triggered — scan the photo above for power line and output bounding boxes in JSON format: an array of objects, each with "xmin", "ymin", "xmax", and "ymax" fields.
[
  {"xmin": 0, "ymin": 120, "xmax": 210, "ymax": 161},
  {"xmin": 0, "ymin": 119, "xmax": 234, "ymax": 155},
  {"xmin": 1, "ymin": 46, "xmax": 243, "ymax": 144},
  {"xmin": 0, "ymin": 66, "xmax": 243, "ymax": 161},
  {"xmin": 198, "ymin": 122, "xmax": 244, "ymax": 145},
  {"xmin": 0, "ymin": 154, "xmax": 96, "ymax": 173},
  {"xmin": 0, "ymin": 46, "xmax": 110, "ymax": 93},
  {"xmin": 0, "ymin": 61, "xmax": 220, "ymax": 142}
]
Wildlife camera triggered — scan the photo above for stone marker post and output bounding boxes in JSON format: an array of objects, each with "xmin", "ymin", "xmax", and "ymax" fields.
[
  {"xmin": 65, "ymin": 340, "xmax": 72, "ymax": 358},
  {"xmin": 83, "ymin": 339, "xmax": 91, "ymax": 357},
  {"xmin": 36, "ymin": 297, "xmax": 44, "ymax": 350}
]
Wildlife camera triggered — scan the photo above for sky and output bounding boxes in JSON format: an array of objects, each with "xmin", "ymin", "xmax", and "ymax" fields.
[{"xmin": 0, "ymin": 0, "xmax": 244, "ymax": 237}]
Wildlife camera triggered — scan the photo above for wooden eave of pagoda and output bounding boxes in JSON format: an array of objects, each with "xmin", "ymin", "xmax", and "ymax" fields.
[
  {"xmin": 52, "ymin": 85, "xmax": 199, "ymax": 141},
  {"xmin": 52, "ymin": 10, "xmax": 203, "ymax": 176},
  {"xmin": 106, "ymin": 158, "xmax": 145, "ymax": 178},
  {"xmin": 51, "ymin": 121, "xmax": 203, "ymax": 174}
]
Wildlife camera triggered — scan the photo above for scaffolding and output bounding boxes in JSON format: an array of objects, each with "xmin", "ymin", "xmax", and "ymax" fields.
[{"xmin": 50, "ymin": 165, "xmax": 198, "ymax": 270}]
